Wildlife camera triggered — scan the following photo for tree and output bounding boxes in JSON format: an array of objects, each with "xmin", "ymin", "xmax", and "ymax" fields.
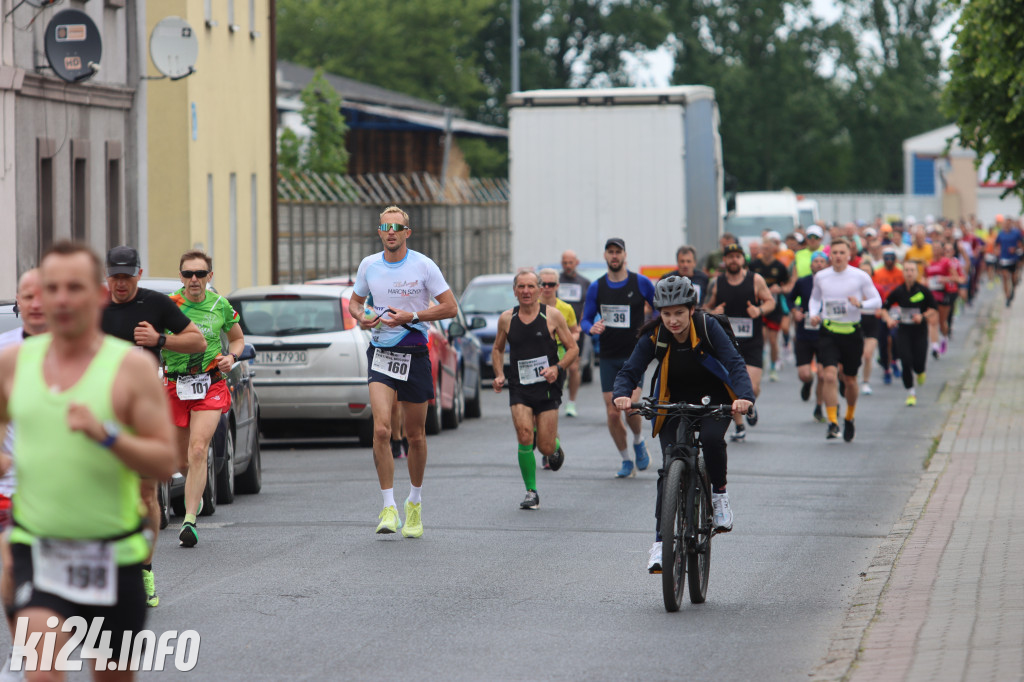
[
  {"xmin": 943, "ymin": 0, "xmax": 1024, "ymax": 195},
  {"xmin": 300, "ymin": 68, "xmax": 350, "ymax": 174}
]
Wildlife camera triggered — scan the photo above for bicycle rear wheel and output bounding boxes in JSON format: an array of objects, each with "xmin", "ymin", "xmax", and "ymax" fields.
[
  {"xmin": 660, "ymin": 458, "xmax": 687, "ymax": 612},
  {"xmin": 686, "ymin": 464, "xmax": 712, "ymax": 604}
]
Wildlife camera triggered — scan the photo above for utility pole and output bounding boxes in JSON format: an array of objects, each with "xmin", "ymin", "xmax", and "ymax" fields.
[{"xmin": 511, "ymin": 0, "xmax": 520, "ymax": 93}]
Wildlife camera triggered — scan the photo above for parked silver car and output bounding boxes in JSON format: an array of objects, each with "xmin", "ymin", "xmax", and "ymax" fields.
[{"xmin": 228, "ymin": 284, "xmax": 373, "ymax": 445}]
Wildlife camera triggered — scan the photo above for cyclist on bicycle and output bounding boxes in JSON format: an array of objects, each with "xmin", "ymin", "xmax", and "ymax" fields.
[{"xmin": 612, "ymin": 276, "xmax": 754, "ymax": 573}]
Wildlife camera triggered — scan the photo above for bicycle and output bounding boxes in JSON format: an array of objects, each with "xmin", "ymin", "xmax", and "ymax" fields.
[{"xmin": 630, "ymin": 396, "xmax": 734, "ymax": 612}]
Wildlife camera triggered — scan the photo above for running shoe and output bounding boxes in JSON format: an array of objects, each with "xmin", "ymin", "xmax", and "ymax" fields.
[
  {"xmin": 615, "ymin": 460, "xmax": 636, "ymax": 478},
  {"xmin": 142, "ymin": 569, "xmax": 159, "ymax": 608},
  {"xmin": 883, "ymin": 371, "xmax": 892, "ymax": 385},
  {"xmin": 542, "ymin": 455, "xmax": 551, "ymax": 470},
  {"xmin": 826, "ymin": 422, "xmax": 840, "ymax": 440},
  {"xmin": 402, "ymin": 500, "xmax": 422, "ymax": 538},
  {"xmin": 730, "ymin": 425, "xmax": 746, "ymax": 442},
  {"xmin": 178, "ymin": 521, "xmax": 198, "ymax": 548},
  {"xmin": 769, "ymin": 370, "xmax": 779, "ymax": 382},
  {"xmin": 375, "ymin": 505, "xmax": 401, "ymax": 534},
  {"xmin": 520, "ymin": 489, "xmax": 540, "ymax": 510},
  {"xmin": 548, "ymin": 444, "xmax": 565, "ymax": 471},
  {"xmin": 801, "ymin": 381, "xmax": 812, "ymax": 402},
  {"xmin": 813, "ymin": 405, "xmax": 825, "ymax": 423},
  {"xmin": 892, "ymin": 362, "xmax": 902, "ymax": 379},
  {"xmin": 565, "ymin": 402, "xmax": 577, "ymax": 418},
  {"xmin": 940, "ymin": 338, "xmax": 948, "ymax": 355},
  {"xmin": 712, "ymin": 492, "xmax": 733, "ymax": 532},
  {"xmin": 647, "ymin": 541, "xmax": 663, "ymax": 574},
  {"xmin": 745, "ymin": 406, "xmax": 759, "ymax": 427},
  {"xmin": 917, "ymin": 372, "xmax": 926, "ymax": 386},
  {"xmin": 843, "ymin": 419, "xmax": 855, "ymax": 442},
  {"xmin": 634, "ymin": 442, "xmax": 650, "ymax": 471},
  {"xmin": 931, "ymin": 346, "xmax": 939, "ymax": 360},
  {"xmin": 861, "ymin": 382, "xmax": 873, "ymax": 395},
  {"xmin": 391, "ymin": 439, "xmax": 404, "ymax": 459},
  {"xmin": 906, "ymin": 395, "xmax": 917, "ymax": 407}
]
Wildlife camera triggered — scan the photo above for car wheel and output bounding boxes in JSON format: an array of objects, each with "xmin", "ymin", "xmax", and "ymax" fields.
[
  {"xmin": 425, "ymin": 376, "xmax": 443, "ymax": 435},
  {"xmin": 201, "ymin": 441, "xmax": 217, "ymax": 517},
  {"xmin": 158, "ymin": 480, "xmax": 170, "ymax": 530},
  {"xmin": 442, "ymin": 372, "xmax": 462, "ymax": 430},
  {"xmin": 236, "ymin": 432, "xmax": 262, "ymax": 494},
  {"xmin": 215, "ymin": 428, "xmax": 236, "ymax": 505},
  {"xmin": 465, "ymin": 370, "xmax": 482, "ymax": 418}
]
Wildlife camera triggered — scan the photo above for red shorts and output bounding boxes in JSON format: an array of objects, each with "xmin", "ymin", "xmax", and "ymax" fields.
[{"xmin": 165, "ymin": 378, "xmax": 231, "ymax": 428}]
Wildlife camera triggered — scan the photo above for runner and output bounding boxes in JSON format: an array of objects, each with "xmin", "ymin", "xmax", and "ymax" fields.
[
  {"xmin": 879, "ymin": 261, "xmax": 937, "ymax": 406},
  {"xmin": 611, "ymin": 276, "xmax": 754, "ymax": 571},
  {"xmin": 808, "ymin": 238, "xmax": 882, "ymax": 442},
  {"xmin": 904, "ymin": 226, "xmax": 934, "ymax": 282},
  {"xmin": 164, "ymin": 251, "xmax": 245, "ymax": 548},
  {"xmin": 660, "ymin": 245, "xmax": 709, "ymax": 305},
  {"xmin": 491, "ymin": 271, "xmax": 578, "ymax": 509},
  {"xmin": 993, "ymin": 217, "xmax": 1024, "ymax": 306},
  {"xmin": 0, "ymin": 242, "xmax": 178, "ymax": 682},
  {"xmin": 856, "ymin": 262, "xmax": 881, "ymax": 395},
  {"xmin": 0, "ymin": 270, "xmax": 45, "ymax": 679},
  {"xmin": 558, "ymin": 251, "xmax": 590, "ymax": 417},
  {"xmin": 748, "ymin": 235, "xmax": 791, "ymax": 381},
  {"xmin": 787, "ymin": 251, "xmax": 829, "ymax": 421},
  {"xmin": 872, "ymin": 249, "xmax": 904, "ymax": 384},
  {"xmin": 924, "ymin": 241, "xmax": 964, "ymax": 358},
  {"xmin": 101, "ymin": 246, "xmax": 207, "ymax": 606},
  {"xmin": 794, "ymin": 226, "xmax": 825, "ymax": 278},
  {"xmin": 580, "ymin": 238, "xmax": 655, "ymax": 477},
  {"xmin": 537, "ymin": 268, "xmax": 579, "ymax": 466},
  {"xmin": 703, "ymin": 233, "xmax": 738, "ymax": 276},
  {"xmin": 349, "ymin": 206, "xmax": 457, "ymax": 536},
  {"xmin": 705, "ymin": 244, "xmax": 774, "ymax": 442}
]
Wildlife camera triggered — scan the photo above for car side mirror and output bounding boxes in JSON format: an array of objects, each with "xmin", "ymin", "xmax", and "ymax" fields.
[
  {"xmin": 237, "ymin": 343, "xmax": 256, "ymax": 361},
  {"xmin": 448, "ymin": 321, "xmax": 466, "ymax": 338},
  {"xmin": 470, "ymin": 316, "xmax": 487, "ymax": 330}
]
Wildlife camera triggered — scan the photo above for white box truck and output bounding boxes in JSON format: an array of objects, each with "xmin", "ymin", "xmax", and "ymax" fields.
[
  {"xmin": 724, "ymin": 190, "xmax": 800, "ymax": 252},
  {"xmin": 507, "ymin": 87, "xmax": 723, "ymax": 273}
]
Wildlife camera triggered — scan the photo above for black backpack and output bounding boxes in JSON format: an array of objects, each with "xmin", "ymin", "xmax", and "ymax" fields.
[{"xmin": 652, "ymin": 311, "xmax": 740, "ymax": 365}]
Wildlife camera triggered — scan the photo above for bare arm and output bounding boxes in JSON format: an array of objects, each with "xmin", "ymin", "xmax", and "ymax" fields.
[
  {"xmin": 491, "ymin": 310, "xmax": 512, "ymax": 392},
  {"xmin": 68, "ymin": 351, "xmax": 177, "ymax": 480},
  {"xmin": 216, "ymin": 323, "xmax": 245, "ymax": 373},
  {"xmin": 551, "ymin": 309, "xmax": 578, "ymax": 370},
  {"xmin": 752, "ymin": 274, "xmax": 776, "ymax": 315},
  {"xmin": 161, "ymin": 322, "xmax": 207, "ymax": 354},
  {"xmin": 386, "ymin": 289, "xmax": 458, "ymax": 326}
]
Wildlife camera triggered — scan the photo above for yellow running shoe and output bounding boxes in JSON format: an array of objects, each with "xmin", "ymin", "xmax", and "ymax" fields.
[
  {"xmin": 917, "ymin": 373, "xmax": 926, "ymax": 386},
  {"xmin": 142, "ymin": 568, "xmax": 159, "ymax": 607},
  {"xmin": 906, "ymin": 395, "xmax": 917, "ymax": 407},
  {"xmin": 376, "ymin": 506, "xmax": 401, "ymax": 534},
  {"xmin": 402, "ymin": 500, "xmax": 423, "ymax": 538}
]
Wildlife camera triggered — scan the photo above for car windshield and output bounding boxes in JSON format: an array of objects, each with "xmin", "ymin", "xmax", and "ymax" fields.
[
  {"xmin": 460, "ymin": 282, "xmax": 516, "ymax": 314},
  {"xmin": 234, "ymin": 298, "xmax": 354, "ymax": 336},
  {"xmin": 723, "ymin": 215, "xmax": 795, "ymax": 238}
]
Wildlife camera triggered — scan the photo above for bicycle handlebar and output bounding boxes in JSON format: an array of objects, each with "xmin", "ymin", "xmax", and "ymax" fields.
[{"xmin": 628, "ymin": 399, "xmax": 735, "ymax": 418}]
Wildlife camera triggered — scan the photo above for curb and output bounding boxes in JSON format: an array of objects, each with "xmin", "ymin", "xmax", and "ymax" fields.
[{"xmin": 809, "ymin": 299, "xmax": 997, "ymax": 681}]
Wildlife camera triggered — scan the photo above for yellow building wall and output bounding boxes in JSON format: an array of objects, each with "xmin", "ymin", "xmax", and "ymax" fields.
[{"xmin": 147, "ymin": 0, "xmax": 272, "ymax": 290}]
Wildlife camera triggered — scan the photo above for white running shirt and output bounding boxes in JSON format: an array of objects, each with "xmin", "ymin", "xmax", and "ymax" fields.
[
  {"xmin": 809, "ymin": 266, "xmax": 882, "ymax": 324},
  {"xmin": 354, "ymin": 249, "xmax": 451, "ymax": 348},
  {"xmin": 0, "ymin": 327, "xmax": 24, "ymax": 497}
]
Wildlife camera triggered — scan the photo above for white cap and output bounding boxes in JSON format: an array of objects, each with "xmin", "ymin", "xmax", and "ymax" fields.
[
  {"xmin": 764, "ymin": 230, "xmax": 783, "ymax": 242},
  {"xmin": 905, "ymin": 215, "xmax": 917, "ymax": 226},
  {"xmin": 863, "ymin": 227, "xmax": 878, "ymax": 238},
  {"xmin": 806, "ymin": 226, "xmax": 824, "ymax": 238}
]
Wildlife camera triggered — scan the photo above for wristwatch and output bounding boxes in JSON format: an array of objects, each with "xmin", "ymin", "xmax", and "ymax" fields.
[
  {"xmin": 100, "ymin": 421, "xmax": 120, "ymax": 448},
  {"xmin": 411, "ymin": 312, "xmax": 420, "ymax": 324},
  {"xmin": 156, "ymin": 334, "xmax": 167, "ymax": 349}
]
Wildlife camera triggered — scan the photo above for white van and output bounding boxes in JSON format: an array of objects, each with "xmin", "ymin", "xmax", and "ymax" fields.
[{"xmin": 724, "ymin": 190, "xmax": 800, "ymax": 251}]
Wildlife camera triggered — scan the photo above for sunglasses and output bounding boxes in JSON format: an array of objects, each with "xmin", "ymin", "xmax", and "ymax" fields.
[
  {"xmin": 180, "ymin": 270, "xmax": 210, "ymax": 279},
  {"xmin": 540, "ymin": 282, "xmax": 558, "ymax": 288},
  {"xmin": 378, "ymin": 223, "xmax": 408, "ymax": 232}
]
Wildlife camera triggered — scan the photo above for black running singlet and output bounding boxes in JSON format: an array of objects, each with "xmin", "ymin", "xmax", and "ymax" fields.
[
  {"xmin": 595, "ymin": 272, "xmax": 646, "ymax": 359},
  {"xmin": 715, "ymin": 271, "xmax": 763, "ymax": 345},
  {"xmin": 508, "ymin": 305, "xmax": 560, "ymax": 395}
]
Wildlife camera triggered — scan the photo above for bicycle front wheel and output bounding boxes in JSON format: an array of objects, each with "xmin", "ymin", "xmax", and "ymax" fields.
[
  {"xmin": 686, "ymin": 464, "xmax": 712, "ymax": 604},
  {"xmin": 660, "ymin": 458, "xmax": 687, "ymax": 612}
]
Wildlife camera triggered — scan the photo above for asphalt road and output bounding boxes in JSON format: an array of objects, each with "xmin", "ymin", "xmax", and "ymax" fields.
[{"xmin": 9, "ymin": 299, "xmax": 987, "ymax": 681}]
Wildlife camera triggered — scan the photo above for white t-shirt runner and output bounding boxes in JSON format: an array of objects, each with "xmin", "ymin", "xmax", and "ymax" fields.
[
  {"xmin": 354, "ymin": 249, "xmax": 451, "ymax": 348},
  {"xmin": 808, "ymin": 266, "xmax": 882, "ymax": 324}
]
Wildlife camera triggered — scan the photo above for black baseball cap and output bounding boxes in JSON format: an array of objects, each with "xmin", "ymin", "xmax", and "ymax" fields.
[
  {"xmin": 723, "ymin": 243, "xmax": 745, "ymax": 257},
  {"xmin": 605, "ymin": 238, "xmax": 626, "ymax": 251},
  {"xmin": 106, "ymin": 245, "xmax": 141, "ymax": 277}
]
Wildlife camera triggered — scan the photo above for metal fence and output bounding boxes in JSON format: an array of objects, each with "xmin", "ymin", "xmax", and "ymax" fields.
[
  {"xmin": 803, "ymin": 193, "xmax": 943, "ymax": 224},
  {"xmin": 277, "ymin": 171, "xmax": 511, "ymax": 294}
]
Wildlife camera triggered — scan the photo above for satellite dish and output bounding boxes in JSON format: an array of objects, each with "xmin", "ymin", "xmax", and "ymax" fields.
[
  {"xmin": 43, "ymin": 10, "xmax": 102, "ymax": 83},
  {"xmin": 150, "ymin": 16, "xmax": 198, "ymax": 80}
]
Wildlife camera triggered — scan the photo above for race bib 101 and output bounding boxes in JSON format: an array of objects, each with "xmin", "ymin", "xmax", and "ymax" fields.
[
  {"xmin": 371, "ymin": 348, "xmax": 412, "ymax": 381},
  {"xmin": 176, "ymin": 373, "xmax": 211, "ymax": 401}
]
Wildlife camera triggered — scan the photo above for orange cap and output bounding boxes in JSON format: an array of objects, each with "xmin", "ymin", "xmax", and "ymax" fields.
[{"xmin": 881, "ymin": 224, "xmax": 892, "ymax": 233}]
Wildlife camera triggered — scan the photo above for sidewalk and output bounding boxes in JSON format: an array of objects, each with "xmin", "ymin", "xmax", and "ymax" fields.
[{"xmin": 815, "ymin": 294, "xmax": 1023, "ymax": 681}]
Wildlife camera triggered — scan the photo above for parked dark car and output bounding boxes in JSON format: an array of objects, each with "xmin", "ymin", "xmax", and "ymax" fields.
[
  {"xmin": 437, "ymin": 303, "xmax": 485, "ymax": 419},
  {"xmin": 459, "ymin": 273, "xmax": 516, "ymax": 380}
]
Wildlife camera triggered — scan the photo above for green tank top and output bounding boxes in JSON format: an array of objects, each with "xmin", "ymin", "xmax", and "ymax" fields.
[
  {"xmin": 7, "ymin": 334, "xmax": 148, "ymax": 565},
  {"xmin": 794, "ymin": 249, "xmax": 813, "ymax": 278}
]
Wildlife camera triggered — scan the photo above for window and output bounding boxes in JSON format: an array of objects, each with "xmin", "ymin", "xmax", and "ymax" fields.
[
  {"xmin": 251, "ymin": 173, "xmax": 258, "ymax": 285},
  {"xmin": 106, "ymin": 141, "xmax": 122, "ymax": 248},
  {"xmin": 71, "ymin": 139, "xmax": 90, "ymax": 242},
  {"xmin": 37, "ymin": 138, "xmax": 55, "ymax": 260},
  {"xmin": 206, "ymin": 174, "xmax": 215, "ymax": 259},
  {"xmin": 229, "ymin": 172, "xmax": 238, "ymax": 290}
]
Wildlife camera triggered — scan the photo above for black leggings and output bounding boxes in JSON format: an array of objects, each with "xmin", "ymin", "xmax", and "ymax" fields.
[
  {"xmin": 896, "ymin": 325, "xmax": 928, "ymax": 389},
  {"xmin": 654, "ymin": 416, "xmax": 730, "ymax": 535}
]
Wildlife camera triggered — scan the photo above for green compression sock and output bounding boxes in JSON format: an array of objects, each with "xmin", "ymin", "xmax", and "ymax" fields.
[
  {"xmin": 555, "ymin": 437, "xmax": 561, "ymax": 451},
  {"xmin": 518, "ymin": 443, "xmax": 536, "ymax": 490}
]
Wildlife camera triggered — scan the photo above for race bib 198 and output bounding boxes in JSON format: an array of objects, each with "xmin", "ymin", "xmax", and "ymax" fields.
[
  {"xmin": 560, "ymin": 283, "xmax": 582, "ymax": 302},
  {"xmin": 176, "ymin": 373, "xmax": 211, "ymax": 401},
  {"xmin": 600, "ymin": 305, "xmax": 630, "ymax": 329},
  {"xmin": 728, "ymin": 317, "xmax": 754, "ymax": 339},
  {"xmin": 517, "ymin": 356, "xmax": 550, "ymax": 385},
  {"xmin": 371, "ymin": 348, "xmax": 412, "ymax": 381},
  {"xmin": 32, "ymin": 538, "xmax": 117, "ymax": 606},
  {"xmin": 824, "ymin": 299, "xmax": 849, "ymax": 320}
]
